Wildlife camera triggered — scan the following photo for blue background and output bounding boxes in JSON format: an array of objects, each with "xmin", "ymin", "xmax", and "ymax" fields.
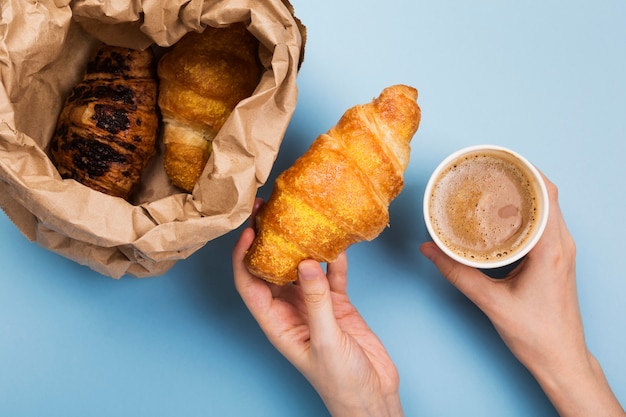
[{"xmin": 1, "ymin": 0, "xmax": 625, "ymax": 415}]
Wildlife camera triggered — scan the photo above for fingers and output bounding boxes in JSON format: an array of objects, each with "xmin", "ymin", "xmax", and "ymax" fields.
[
  {"xmin": 232, "ymin": 227, "xmax": 273, "ymax": 318},
  {"xmin": 297, "ymin": 259, "xmax": 341, "ymax": 342},
  {"xmin": 232, "ymin": 227, "xmax": 255, "ymax": 287},
  {"xmin": 535, "ymin": 172, "xmax": 570, "ymax": 241},
  {"xmin": 326, "ymin": 252, "xmax": 349, "ymax": 294},
  {"xmin": 248, "ymin": 198, "xmax": 265, "ymax": 231},
  {"xmin": 420, "ymin": 241, "xmax": 497, "ymax": 310},
  {"xmin": 528, "ymin": 174, "xmax": 573, "ymax": 254},
  {"xmin": 525, "ymin": 174, "xmax": 577, "ymax": 275}
]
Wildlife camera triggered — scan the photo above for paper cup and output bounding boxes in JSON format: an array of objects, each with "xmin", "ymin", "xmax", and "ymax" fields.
[{"xmin": 423, "ymin": 145, "xmax": 549, "ymax": 269}]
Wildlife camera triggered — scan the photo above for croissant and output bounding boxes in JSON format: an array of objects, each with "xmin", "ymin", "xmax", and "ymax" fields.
[
  {"xmin": 49, "ymin": 45, "xmax": 159, "ymax": 200},
  {"xmin": 244, "ymin": 85, "xmax": 421, "ymax": 285},
  {"xmin": 157, "ymin": 23, "xmax": 262, "ymax": 192}
]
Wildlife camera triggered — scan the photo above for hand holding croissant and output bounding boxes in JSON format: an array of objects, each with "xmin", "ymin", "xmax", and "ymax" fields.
[{"xmin": 245, "ymin": 85, "xmax": 421, "ymax": 285}]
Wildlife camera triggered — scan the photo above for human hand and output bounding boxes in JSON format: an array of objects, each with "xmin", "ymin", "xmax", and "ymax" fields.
[
  {"xmin": 232, "ymin": 200, "xmax": 403, "ymax": 417},
  {"xmin": 420, "ymin": 175, "xmax": 625, "ymax": 417}
]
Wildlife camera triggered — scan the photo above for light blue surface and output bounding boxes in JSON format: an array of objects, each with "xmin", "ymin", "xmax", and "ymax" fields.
[{"xmin": 1, "ymin": 0, "xmax": 625, "ymax": 415}]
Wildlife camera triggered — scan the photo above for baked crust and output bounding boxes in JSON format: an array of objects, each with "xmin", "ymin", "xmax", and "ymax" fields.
[
  {"xmin": 157, "ymin": 23, "xmax": 262, "ymax": 192},
  {"xmin": 49, "ymin": 45, "xmax": 159, "ymax": 200},
  {"xmin": 245, "ymin": 85, "xmax": 421, "ymax": 285}
]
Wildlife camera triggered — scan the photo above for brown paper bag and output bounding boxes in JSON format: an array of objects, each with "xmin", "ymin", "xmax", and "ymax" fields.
[{"xmin": 0, "ymin": 0, "xmax": 306, "ymax": 278}]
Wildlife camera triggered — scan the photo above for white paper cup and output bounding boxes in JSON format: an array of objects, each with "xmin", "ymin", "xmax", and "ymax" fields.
[{"xmin": 423, "ymin": 145, "xmax": 549, "ymax": 269}]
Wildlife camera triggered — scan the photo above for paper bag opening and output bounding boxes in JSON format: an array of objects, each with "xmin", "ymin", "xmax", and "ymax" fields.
[{"xmin": 0, "ymin": 0, "xmax": 306, "ymax": 278}]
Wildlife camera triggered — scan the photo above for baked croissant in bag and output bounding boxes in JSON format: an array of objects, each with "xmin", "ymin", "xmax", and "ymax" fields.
[
  {"xmin": 49, "ymin": 45, "xmax": 159, "ymax": 200},
  {"xmin": 245, "ymin": 85, "xmax": 421, "ymax": 285},
  {"xmin": 157, "ymin": 23, "xmax": 262, "ymax": 192}
]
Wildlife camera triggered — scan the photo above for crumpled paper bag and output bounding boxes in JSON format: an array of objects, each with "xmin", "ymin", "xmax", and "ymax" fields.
[{"xmin": 0, "ymin": 0, "xmax": 306, "ymax": 278}]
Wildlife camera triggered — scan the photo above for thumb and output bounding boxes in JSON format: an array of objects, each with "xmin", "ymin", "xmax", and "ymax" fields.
[
  {"xmin": 298, "ymin": 259, "xmax": 340, "ymax": 343},
  {"xmin": 420, "ymin": 242, "xmax": 497, "ymax": 309}
]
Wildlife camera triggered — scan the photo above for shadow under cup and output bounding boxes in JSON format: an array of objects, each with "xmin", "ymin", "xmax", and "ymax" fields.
[{"xmin": 423, "ymin": 145, "xmax": 549, "ymax": 271}]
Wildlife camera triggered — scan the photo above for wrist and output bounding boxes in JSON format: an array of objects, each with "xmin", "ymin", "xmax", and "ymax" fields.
[
  {"xmin": 324, "ymin": 390, "xmax": 404, "ymax": 417},
  {"xmin": 530, "ymin": 350, "xmax": 625, "ymax": 417}
]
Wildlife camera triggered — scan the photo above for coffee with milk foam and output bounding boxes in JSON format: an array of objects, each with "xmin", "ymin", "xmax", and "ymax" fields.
[{"xmin": 428, "ymin": 149, "xmax": 540, "ymax": 263}]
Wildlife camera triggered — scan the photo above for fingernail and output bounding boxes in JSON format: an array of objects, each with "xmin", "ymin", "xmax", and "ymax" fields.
[
  {"xmin": 298, "ymin": 261, "xmax": 318, "ymax": 281},
  {"xmin": 420, "ymin": 243, "xmax": 437, "ymax": 261}
]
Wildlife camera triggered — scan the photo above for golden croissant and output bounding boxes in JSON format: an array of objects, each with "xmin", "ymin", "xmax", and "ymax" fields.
[
  {"xmin": 49, "ymin": 45, "xmax": 159, "ymax": 200},
  {"xmin": 244, "ymin": 85, "xmax": 421, "ymax": 285},
  {"xmin": 157, "ymin": 23, "xmax": 262, "ymax": 192}
]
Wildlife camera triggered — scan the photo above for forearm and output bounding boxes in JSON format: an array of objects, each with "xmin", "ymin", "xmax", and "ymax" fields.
[{"xmin": 530, "ymin": 351, "xmax": 625, "ymax": 417}]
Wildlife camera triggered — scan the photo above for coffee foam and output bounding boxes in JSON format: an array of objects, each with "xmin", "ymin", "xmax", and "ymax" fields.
[{"xmin": 428, "ymin": 150, "xmax": 538, "ymax": 262}]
